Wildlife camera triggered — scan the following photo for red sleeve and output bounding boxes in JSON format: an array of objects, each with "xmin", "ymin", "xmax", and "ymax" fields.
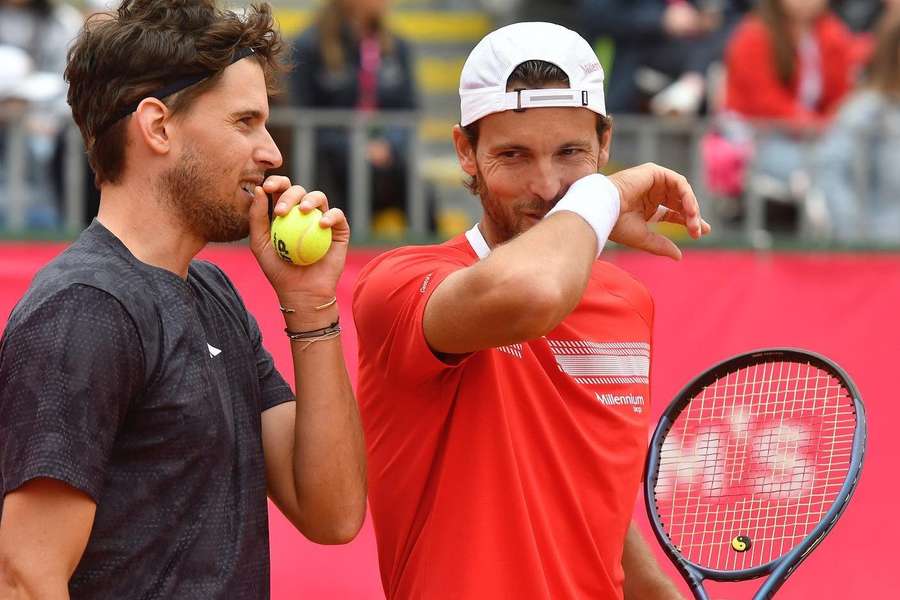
[
  {"xmin": 724, "ymin": 18, "xmax": 815, "ymax": 121},
  {"xmin": 352, "ymin": 247, "xmax": 472, "ymax": 384}
]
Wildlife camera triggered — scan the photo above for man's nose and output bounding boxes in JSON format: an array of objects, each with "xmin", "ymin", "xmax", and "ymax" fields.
[
  {"xmin": 526, "ymin": 158, "xmax": 563, "ymax": 202},
  {"xmin": 255, "ymin": 127, "xmax": 283, "ymax": 170}
]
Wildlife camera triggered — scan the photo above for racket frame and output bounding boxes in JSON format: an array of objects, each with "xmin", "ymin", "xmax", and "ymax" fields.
[{"xmin": 643, "ymin": 348, "xmax": 867, "ymax": 600}]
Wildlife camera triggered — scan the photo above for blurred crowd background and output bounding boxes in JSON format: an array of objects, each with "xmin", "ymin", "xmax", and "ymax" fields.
[{"xmin": 1, "ymin": 0, "xmax": 899, "ymax": 248}]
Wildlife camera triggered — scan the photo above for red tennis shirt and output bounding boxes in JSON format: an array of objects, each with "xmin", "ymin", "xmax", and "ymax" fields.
[{"xmin": 353, "ymin": 226, "xmax": 654, "ymax": 599}]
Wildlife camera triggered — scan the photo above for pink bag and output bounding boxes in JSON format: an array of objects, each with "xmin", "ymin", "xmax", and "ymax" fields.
[{"xmin": 701, "ymin": 130, "xmax": 754, "ymax": 197}]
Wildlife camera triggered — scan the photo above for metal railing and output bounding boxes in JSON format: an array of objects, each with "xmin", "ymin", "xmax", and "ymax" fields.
[
  {"xmin": 269, "ymin": 107, "xmax": 428, "ymax": 237},
  {"xmin": 2, "ymin": 107, "xmax": 895, "ymax": 248}
]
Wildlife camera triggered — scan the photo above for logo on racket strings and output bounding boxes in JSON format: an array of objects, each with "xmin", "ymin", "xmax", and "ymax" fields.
[{"xmin": 731, "ymin": 535, "xmax": 752, "ymax": 552}]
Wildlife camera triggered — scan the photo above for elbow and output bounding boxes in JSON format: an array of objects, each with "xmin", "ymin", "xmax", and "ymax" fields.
[
  {"xmin": 299, "ymin": 510, "xmax": 365, "ymax": 546},
  {"xmin": 292, "ymin": 490, "xmax": 367, "ymax": 545},
  {"xmin": 0, "ymin": 552, "xmax": 35, "ymax": 599},
  {"xmin": 496, "ymin": 276, "xmax": 576, "ymax": 341},
  {"xmin": 517, "ymin": 284, "xmax": 570, "ymax": 338},
  {"xmin": 0, "ymin": 555, "xmax": 15, "ymax": 595}
]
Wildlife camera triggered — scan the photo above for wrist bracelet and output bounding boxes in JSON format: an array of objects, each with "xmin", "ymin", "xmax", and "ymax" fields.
[
  {"xmin": 292, "ymin": 330, "xmax": 341, "ymax": 351},
  {"xmin": 284, "ymin": 319, "xmax": 341, "ymax": 340},
  {"xmin": 545, "ymin": 173, "xmax": 621, "ymax": 257},
  {"xmin": 285, "ymin": 319, "xmax": 342, "ymax": 351},
  {"xmin": 279, "ymin": 296, "xmax": 337, "ymax": 314}
]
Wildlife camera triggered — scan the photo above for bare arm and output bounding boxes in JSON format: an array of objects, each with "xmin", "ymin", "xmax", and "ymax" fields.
[
  {"xmin": 250, "ymin": 177, "xmax": 366, "ymax": 545},
  {"xmin": 425, "ymin": 210, "xmax": 598, "ymax": 355},
  {"xmin": 425, "ymin": 163, "xmax": 709, "ymax": 356},
  {"xmin": 260, "ymin": 306, "xmax": 366, "ymax": 544},
  {"xmin": 0, "ymin": 479, "xmax": 96, "ymax": 599},
  {"xmin": 623, "ymin": 521, "xmax": 685, "ymax": 600}
]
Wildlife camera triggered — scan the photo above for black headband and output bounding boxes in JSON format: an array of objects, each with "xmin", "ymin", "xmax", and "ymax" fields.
[{"xmin": 96, "ymin": 46, "xmax": 256, "ymax": 136}]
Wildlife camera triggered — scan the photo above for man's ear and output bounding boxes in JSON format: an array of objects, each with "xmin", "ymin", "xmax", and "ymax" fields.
[
  {"xmin": 132, "ymin": 98, "xmax": 171, "ymax": 156},
  {"xmin": 597, "ymin": 118, "xmax": 613, "ymax": 170},
  {"xmin": 452, "ymin": 124, "xmax": 478, "ymax": 177}
]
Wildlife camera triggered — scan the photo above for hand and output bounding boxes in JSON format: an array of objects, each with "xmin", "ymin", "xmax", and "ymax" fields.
[
  {"xmin": 366, "ymin": 139, "xmax": 394, "ymax": 169},
  {"xmin": 248, "ymin": 175, "xmax": 350, "ymax": 313},
  {"xmin": 608, "ymin": 163, "xmax": 711, "ymax": 260},
  {"xmin": 663, "ymin": 2, "xmax": 703, "ymax": 38}
]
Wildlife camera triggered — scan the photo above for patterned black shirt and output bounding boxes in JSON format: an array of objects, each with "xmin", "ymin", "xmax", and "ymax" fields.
[{"xmin": 0, "ymin": 221, "xmax": 294, "ymax": 599}]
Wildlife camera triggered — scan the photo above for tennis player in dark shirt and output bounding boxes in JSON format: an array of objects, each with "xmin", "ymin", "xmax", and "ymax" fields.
[{"xmin": 0, "ymin": 1, "xmax": 366, "ymax": 597}]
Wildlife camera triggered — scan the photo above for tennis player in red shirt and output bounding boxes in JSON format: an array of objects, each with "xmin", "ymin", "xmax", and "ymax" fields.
[{"xmin": 353, "ymin": 22, "xmax": 711, "ymax": 599}]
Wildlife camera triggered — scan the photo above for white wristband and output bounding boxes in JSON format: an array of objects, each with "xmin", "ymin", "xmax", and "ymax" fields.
[{"xmin": 545, "ymin": 173, "xmax": 621, "ymax": 256}]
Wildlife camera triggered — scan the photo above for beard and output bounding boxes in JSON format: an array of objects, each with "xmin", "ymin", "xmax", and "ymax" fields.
[
  {"xmin": 474, "ymin": 165, "xmax": 564, "ymax": 245},
  {"xmin": 158, "ymin": 145, "xmax": 250, "ymax": 243}
]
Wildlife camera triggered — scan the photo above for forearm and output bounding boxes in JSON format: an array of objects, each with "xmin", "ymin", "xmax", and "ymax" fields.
[
  {"xmin": 479, "ymin": 209, "xmax": 598, "ymax": 318},
  {"xmin": 285, "ymin": 305, "xmax": 367, "ymax": 543},
  {"xmin": 426, "ymin": 211, "xmax": 597, "ymax": 355},
  {"xmin": 622, "ymin": 522, "xmax": 684, "ymax": 600}
]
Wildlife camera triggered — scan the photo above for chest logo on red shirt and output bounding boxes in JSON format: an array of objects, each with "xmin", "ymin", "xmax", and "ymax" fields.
[
  {"xmin": 547, "ymin": 339, "xmax": 649, "ymax": 385},
  {"xmin": 595, "ymin": 392, "xmax": 646, "ymax": 413}
]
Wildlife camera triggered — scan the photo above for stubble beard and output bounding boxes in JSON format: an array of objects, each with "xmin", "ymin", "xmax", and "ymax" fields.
[
  {"xmin": 158, "ymin": 145, "xmax": 250, "ymax": 243},
  {"xmin": 475, "ymin": 165, "xmax": 562, "ymax": 245}
]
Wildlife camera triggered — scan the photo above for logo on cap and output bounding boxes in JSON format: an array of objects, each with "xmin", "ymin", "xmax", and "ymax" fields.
[{"xmin": 581, "ymin": 62, "xmax": 601, "ymax": 75}]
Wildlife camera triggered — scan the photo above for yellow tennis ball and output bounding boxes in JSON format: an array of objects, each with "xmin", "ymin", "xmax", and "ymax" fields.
[{"xmin": 270, "ymin": 206, "xmax": 332, "ymax": 266}]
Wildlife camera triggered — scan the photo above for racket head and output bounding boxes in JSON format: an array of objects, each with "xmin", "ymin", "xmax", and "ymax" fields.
[{"xmin": 644, "ymin": 348, "xmax": 866, "ymax": 590}]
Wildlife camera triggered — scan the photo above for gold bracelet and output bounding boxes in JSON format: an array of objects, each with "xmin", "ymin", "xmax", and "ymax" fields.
[
  {"xmin": 294, "ymin": 330, "xmax": 342, "ymax": 351},
  {"xmin": 314, "ymin": 296, "xmax": 337, "ymax": 311},
  {"xmin": 279, "ymin": 296, "xmax": 337, "ymax": 314}
]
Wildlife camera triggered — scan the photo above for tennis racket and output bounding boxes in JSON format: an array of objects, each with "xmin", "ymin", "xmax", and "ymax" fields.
[{"xmin": 644, "ymin": 348, "xmax": 866, "ymax": 599}]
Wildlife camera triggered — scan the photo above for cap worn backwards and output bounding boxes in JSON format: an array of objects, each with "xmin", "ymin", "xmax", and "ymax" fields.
[{"xmin": 458, "ymin": 22, "xmax": 607, "ymax": 127}]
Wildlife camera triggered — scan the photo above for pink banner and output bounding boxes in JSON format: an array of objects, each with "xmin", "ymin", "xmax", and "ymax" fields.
[{"xmin": 1, "ymin": 245, "xmax": 895, "ymax": 598}]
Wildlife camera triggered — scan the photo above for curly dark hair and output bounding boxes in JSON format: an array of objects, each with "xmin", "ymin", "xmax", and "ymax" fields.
[{"xmin": 65, "ymin": 0, "xmax": 287, "ymax": 185}]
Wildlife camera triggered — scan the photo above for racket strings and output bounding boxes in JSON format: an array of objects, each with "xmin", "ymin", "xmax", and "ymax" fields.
[{"xmin": 653, "ymin": 360, "xmax": 856, "ymax": 572}]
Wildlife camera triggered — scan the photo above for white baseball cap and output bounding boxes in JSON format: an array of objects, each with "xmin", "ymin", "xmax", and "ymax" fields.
[{"xmin": 459, "ymin": 22, "xmax": 606, "ymax": 127}]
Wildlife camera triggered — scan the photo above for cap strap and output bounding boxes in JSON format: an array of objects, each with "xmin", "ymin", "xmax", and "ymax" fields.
[{"xmin": 501, "ymin": 88, "xmax": 591, "ymax": 113}]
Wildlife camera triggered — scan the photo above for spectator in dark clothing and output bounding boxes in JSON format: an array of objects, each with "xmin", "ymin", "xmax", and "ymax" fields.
[
  {"xmin": 830, "ymin": 0, "xmax": 900, "ymax": 67},
  {"xmin": 832, "ymin": 0, "xmax": 896, "ymax": 31},
  {"xmin": 579, "ymin": 0, "xmax": 752, "ymax": 115},
  {"xmin": 290, "ymin": 0, "xmax": 419, "ymax": 238},
  {"xmin": 814, "ymin": 7, "xmax": 900, "ymax": 242},
  {"xmin": 0, "ymin": 0, "xmax": 81, "ymax": 227}
]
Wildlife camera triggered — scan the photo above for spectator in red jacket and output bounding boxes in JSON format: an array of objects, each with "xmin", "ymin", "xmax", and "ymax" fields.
[
  {"xmin": 725, "ymin": 0, "xmax": 858, "ymax": 125},
  {"xmin": 720, "ymin": 0, "xmax": 862, "ymax": 220}
]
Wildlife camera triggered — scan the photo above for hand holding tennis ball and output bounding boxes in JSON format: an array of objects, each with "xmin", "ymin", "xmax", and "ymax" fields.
[{"xmin": 270, "ymin": 206, "xmax": 333, "ymax": 266}]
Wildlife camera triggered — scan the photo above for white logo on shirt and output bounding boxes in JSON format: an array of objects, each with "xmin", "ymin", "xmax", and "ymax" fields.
[
  {"xmin": 419, "ymin": 272, "xmax": 433, "ymax": 294},
  {"xmin": 596, "ymin": 392, "xmax": 645, "ymax": 413},
  {"xmin": 207, "ymin": 344, "xmax": 222, "ymax": 358},
  {"xmin": 547, "ymin": 340, "xmax": 649, "ymax": 385}
]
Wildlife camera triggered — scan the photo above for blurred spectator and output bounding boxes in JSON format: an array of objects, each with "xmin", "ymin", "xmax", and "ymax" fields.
[
  {"xmin": 831, "ymin": 0, "xmax": 900, "ymax": 66},
  {"xmin": 290, "ymin": 0, "xmax": 418, "ymax": 238},
  {"xmin": 51, "ymin": 0, "xmax": 113, "ymax": 228},
  {"xmin": 0, "ymin": 0, "xmax": 81, "ymax": 80},
  {"xmin": 0, "ymin": 0, "xmax": 81, "ymax": 228},
  {"xmin": 832, "ymin": 0, "xmax": 894, "ymax": 31},
  {"xmin": 720, "ymin": 0, "xmax": 859, "ymax": 227},
  {"xmin": 580, "ymin": 0, "xmax": 752, "ymax": 116},
  {"xmin": 725, "ymin": 0, "xmax": 857, "ymax": 125},
  {"xmin": 814, "ymin": 8, "xmax": 900, "ymax": 242}
]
